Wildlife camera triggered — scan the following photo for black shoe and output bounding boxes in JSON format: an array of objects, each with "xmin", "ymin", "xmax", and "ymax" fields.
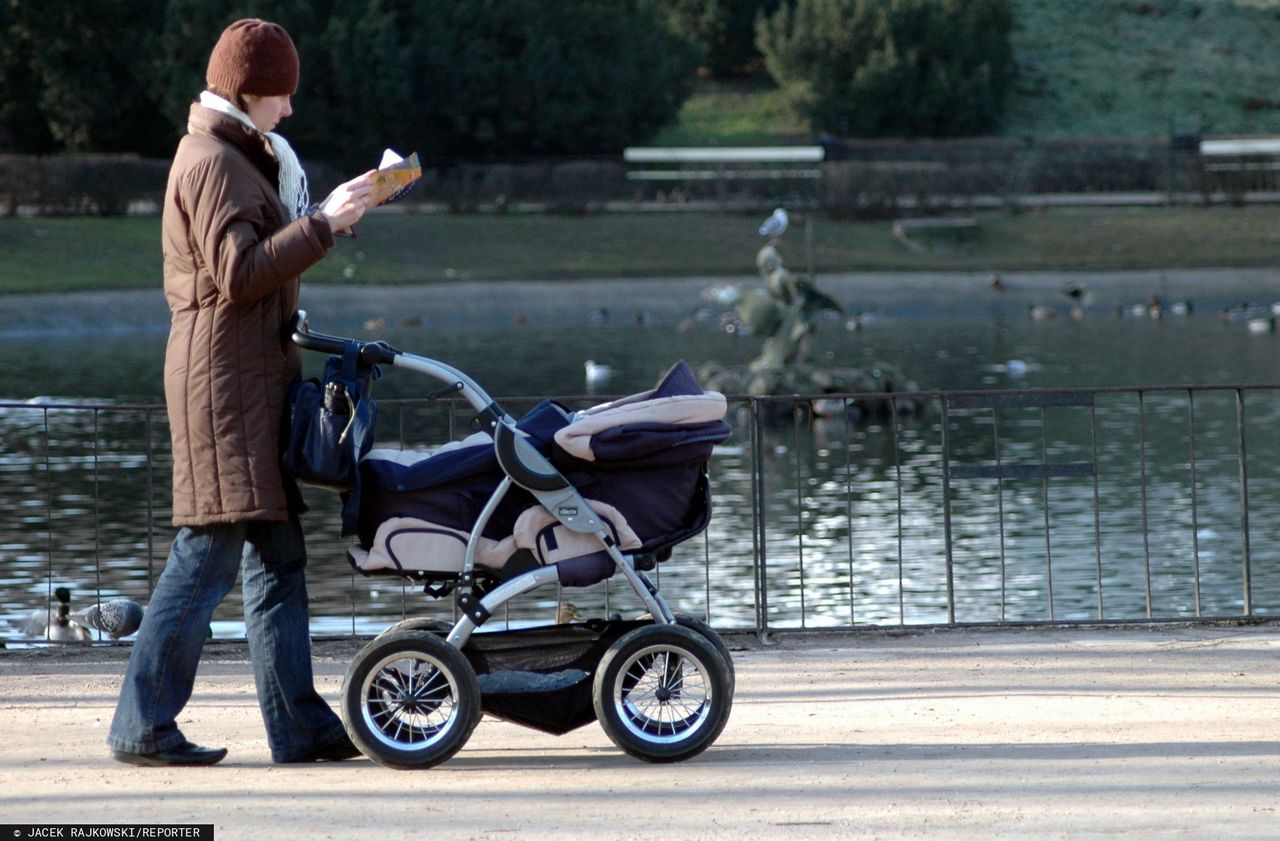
[
  {"xmin": 287, "ymin": 733, "xmax": 362, "ymax": 763},
  {"xmin": 111, "ymin": 741, "xmax": 227, "ymax": 767}
]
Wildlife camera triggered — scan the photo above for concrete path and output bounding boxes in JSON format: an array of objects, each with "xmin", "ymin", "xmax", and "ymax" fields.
[{"xmin": 1, "ymin": 624, "xmax": 1277, "ymax": 840}]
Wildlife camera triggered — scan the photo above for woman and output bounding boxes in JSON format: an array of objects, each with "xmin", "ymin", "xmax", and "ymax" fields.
[{"xmin": 108, "ymin": 18, "xmax": 374, "ymax": 766}]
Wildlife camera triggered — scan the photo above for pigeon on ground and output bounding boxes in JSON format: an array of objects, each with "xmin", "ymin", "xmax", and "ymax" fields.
[{"xmin": 70, "ymin": 598, "xmax": 144, "ymax": 640}]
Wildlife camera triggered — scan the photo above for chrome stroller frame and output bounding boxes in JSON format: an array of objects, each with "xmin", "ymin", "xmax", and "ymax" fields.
[{"xmin": 291, "ymin": 311, "xmax": 734, "ymax": 768}]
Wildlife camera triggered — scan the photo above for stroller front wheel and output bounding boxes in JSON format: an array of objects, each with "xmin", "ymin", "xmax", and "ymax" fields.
[
  {"xmin": 341, "ymin": 630, "xmax": 480, "ymax": 769},
  {"xmin": 674, "ymin": 613, "xmax": 735, "ymax": 693},
  {"xmin": 593, "ymin": 624, "xmax": 733, "ymax": 763}
]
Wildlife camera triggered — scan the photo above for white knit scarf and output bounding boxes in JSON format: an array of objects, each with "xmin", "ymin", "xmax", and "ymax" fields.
[{"xmin": 194, "ymin": 90, "xmax": 310, "ymax": 220}]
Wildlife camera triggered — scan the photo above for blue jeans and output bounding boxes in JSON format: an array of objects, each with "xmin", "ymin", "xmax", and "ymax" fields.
[{"xmin": 107, "ymin": 518, "xmax": 346, "ymax": 762}]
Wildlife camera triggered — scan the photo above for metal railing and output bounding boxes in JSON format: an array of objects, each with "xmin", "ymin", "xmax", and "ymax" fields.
[
  {"xmin": 735, "ymin": 384, "xmax": 1280, "ymax": 631},
  {"xmin": 4, "ymin": 383, "xmax": 1280, "ymax": 643}
]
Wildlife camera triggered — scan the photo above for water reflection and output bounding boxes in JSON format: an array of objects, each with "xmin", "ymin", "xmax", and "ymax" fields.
[{"xmin": 5, "ymin": 271, "xmax": 1280, "ymax": 638}]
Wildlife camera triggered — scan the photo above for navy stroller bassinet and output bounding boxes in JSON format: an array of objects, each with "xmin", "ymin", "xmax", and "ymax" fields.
[{"xmin": 348, "ymin": 361, "xmax": 730, "ymax": 588}]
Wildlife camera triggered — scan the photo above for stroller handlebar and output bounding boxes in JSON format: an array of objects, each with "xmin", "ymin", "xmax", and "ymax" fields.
[
  {"xmin": 290, "ymin": 310, "xmax": 399, "ymax": 366},
  {"xmin": 291, "ymin": 309, "xmax": 503, "ymax": 417}
]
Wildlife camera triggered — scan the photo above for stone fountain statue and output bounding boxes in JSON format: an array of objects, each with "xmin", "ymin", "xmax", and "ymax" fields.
[{"xmin": 698, "ymin": 208, "xmax": 921, "ymax": 418}]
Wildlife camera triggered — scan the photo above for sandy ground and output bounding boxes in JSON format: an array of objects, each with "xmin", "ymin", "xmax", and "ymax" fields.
[{"xmin": 0, "ymin": 624, "xmax": 1278, "ymax": 840}]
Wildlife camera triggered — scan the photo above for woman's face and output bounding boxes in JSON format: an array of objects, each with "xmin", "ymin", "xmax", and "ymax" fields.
[{"xmin": 242, "ymin": 94, "xmax": 292, "ymax": 132}]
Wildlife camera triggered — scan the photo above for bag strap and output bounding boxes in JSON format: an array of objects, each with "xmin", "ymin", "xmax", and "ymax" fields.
[
  {"xmin": 340, "ymin": 399, "xmax": 375, "ymax": 536},
  {"xmin": 338, "ymin": 341, "xmax": 376, "ymax": 537},
  {"xmin": 340, "ymin": 341, "xmax": 361, "ymax": 391}
]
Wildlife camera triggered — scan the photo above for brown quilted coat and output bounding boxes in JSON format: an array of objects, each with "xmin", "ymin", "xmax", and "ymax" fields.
[{"xmin": 161, "ymin": 104, "xmax": 334, "ymax": 526}]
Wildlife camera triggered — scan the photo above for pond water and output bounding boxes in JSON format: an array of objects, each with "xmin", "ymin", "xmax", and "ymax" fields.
[
  {"xmin": 6, "ymin": 268, "xmax": 1280, "ymax": 399},
  {"xmin": 4, "ymin": 267, "xmax": 1280, "ymax": 638}
]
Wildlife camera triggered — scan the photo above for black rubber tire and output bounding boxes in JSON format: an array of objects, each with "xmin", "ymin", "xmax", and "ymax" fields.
[
  {"xmin": 373, "ymin": 617, "xmax": 452, "ymax": 640},
  {"xmin": 341, "ymin": 630, "xmax": 480, "ymax": 769},
  {"xmin": 673, "ymin": 613, "xmax": 736, "ymax": 692},
  {"xmin": 592, "ymin": 624, "xmax": 733, "ymax": 763}
]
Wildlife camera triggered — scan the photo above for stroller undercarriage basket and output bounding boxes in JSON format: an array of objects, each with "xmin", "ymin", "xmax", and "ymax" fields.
[{"xmin": 466, "ymin": 619, "xmax": 650, "ymax": 734}]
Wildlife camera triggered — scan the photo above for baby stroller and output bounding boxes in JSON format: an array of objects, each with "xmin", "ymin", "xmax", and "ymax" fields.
[{"xmin": 290, "ymin": 311, "xmax": 735, "ymax": 769}]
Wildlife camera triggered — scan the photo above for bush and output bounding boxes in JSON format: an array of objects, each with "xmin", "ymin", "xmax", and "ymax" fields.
[
  {"xmin": 815, "ymin": 137, "xmax": 1192, "ymax": 217},
  {"xmin": 820, "ymin": 138, "xmax": 1023, "ymax": 217},
  {"xmin": 757, "ymin": 0, "xmax": 1015, "ymax": 138},
  {"xmin": 0, "ymin": 154, "xmax": 169, "ymax": 216}
]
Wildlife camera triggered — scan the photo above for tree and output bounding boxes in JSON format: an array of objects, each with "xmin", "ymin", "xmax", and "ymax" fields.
[
  {"xmin": 660, "ymin": 0, "xmax": 780, "ymax": 77},
  {"xmin": 0, "ymin": 0, "xmax": 699, "ymax": 160},
  {"xmin": 369, "ymin": 0, "xmax": 700, "ymax": 158},
  {"xmin": 757, "ymin": 0, "xmax": 1015, "ymax": 137},
  {"xmin": 152, "ymin": 0, "xmax": 338, "ymax": 152},
  {"xmin": 0, "ymin": 1, "xmax": 55, "ymax": 151},
  {"xmin": 0, "ymin": 0, "xmax": 175, "ymax": 154}
]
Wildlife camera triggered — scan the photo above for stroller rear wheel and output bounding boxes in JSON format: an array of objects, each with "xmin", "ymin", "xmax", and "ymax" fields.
[
  {"xmin": 592, "ymin": 624, "xmax": 733, "ymax": 763},
  {"xmin": 342, "ymin": 630, "xmax": 480, "ymax": 769},
  {"xmin": 373, "ymin": 617, "xmax": 452, "ymax": 640}
]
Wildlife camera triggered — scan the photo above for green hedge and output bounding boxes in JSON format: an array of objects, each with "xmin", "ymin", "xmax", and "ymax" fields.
[{"xmin": 0, "ymin": 155, "xmax": 168, "ymax": 217}]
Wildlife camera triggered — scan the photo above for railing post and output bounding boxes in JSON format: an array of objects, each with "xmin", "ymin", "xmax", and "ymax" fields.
[
  {"xmin": 750, "ymin": 398, "xmax": 770, "ymax": 638},
  {"xmin": 145, "ymin": 409, "xmax": 157, "ymax": 594},
  {"xmin": 42, "ymin": 409, "xmax": 54, "ymax": 634},
  {"xmin": 1236, "ymin": 388, "xmax": 1253, "ymax": 615},
  {"xmin": 793, "ymin": 402, "xmax": 806, "ymax": 628},
  {"xmin": 1040, "ymin": 406, "xmax": 1055, "ymax": 621},
  {"xmin": 1090, "ymin": 401, "xmax": 1104, "ymax": 620},
  {"xmin": 892, "ymin": 397, "xmax": 906, "ymax": 625},
  {"xmin": 1138, "ymin": 391, "xmax": 1152, "ymax": 618},
  {"xmin": 703, "ymin": 522, "xmax": 712, "ymax": 625},
  {"xmin": 992, "ymin": 407, "xmax": 1007, "ymax": 623},
  {"xmin": 843, "ymin": 397, "xmax": 856, "ymax": 627},
  {"xmin": 92, "ymin": 410, "xmax": 102, "ymax": 627},
  {"xmin": 1187, "ymin": 390, "xmax": 1202, "ymax": 617},
  {"xmin": 940, "ymin": 398, "xmax": 956, "ymax": 625}
]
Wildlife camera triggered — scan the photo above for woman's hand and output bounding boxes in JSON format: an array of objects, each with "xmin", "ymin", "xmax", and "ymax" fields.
[{"xmin": 319, "ymin": 170, "xmax": 377, "ymax": 233}]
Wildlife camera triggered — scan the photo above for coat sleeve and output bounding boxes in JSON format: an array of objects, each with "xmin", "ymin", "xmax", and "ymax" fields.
[{"xmin": 184, "ymin": 156, "xmax": 336, "ymax": 305}]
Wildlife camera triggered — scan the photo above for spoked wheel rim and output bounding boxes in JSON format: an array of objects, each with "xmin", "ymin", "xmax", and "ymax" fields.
[
  {"xmin": 610, "ymin": 643, "xmax": 714, "ymax": 744},
  {"xmin": 360, "ymin": 650, "xmax": 463, "ymax": 751}
]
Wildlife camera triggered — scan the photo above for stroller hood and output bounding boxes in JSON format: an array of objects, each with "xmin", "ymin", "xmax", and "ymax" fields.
[{"xmin": 554, "ymin": 361, "xmax": 730, "ymax": 463}]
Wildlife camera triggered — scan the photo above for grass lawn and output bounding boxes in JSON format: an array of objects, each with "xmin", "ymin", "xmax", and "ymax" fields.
[
  {"xmin": 650, "ymin": 77, "xmax": 809, "ymax": 147},
  {"xmin": 1003, "ymin": 0, "xmax": 1280, "ymax": 140},
  {"xmin": 2, "ymin": 204, "xmax": 1278, "ymax": 295},
  {"xmin": 652, "ymin": 1, "xmax": 1280, "ymax": 146}
]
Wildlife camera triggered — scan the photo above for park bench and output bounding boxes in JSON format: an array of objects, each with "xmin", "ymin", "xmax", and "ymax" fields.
[
  {"xmin": 1197, "ymin": 137, "xmax": 1280, "ymax": 201},
  {"xmin": 622, "ymin": 146, "xmax": 824, "ymax": 208}
]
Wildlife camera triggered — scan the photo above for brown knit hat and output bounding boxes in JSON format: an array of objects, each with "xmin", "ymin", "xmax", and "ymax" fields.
[{"xmin": 205, "ymin": 19, "xmax": 299, "ymax": 98}]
